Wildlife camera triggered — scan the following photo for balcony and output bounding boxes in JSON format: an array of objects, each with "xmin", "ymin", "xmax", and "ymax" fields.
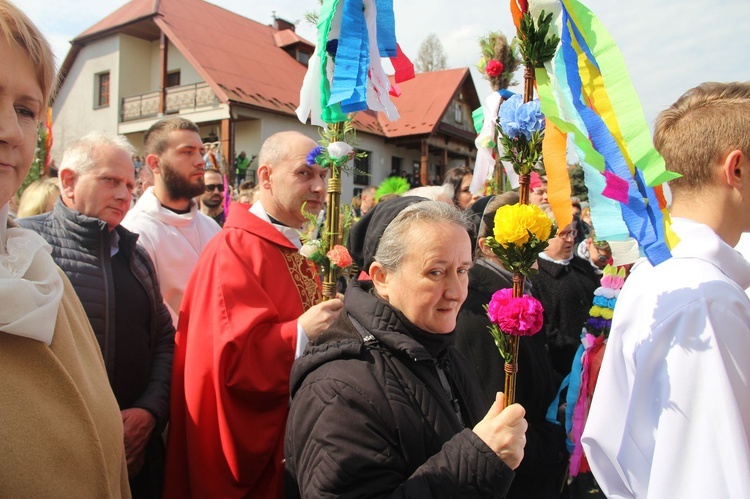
[{"xmin": 121, "ymin": 82, "xmax": 221, "ymax": 122}]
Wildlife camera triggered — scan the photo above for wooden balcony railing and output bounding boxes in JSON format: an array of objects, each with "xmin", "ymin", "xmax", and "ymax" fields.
[{"xmin": 121, "ymin": 82, "xmax": 220, "ymax": 122}]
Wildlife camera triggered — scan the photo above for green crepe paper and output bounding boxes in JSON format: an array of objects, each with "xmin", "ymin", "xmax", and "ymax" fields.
[
  {"xmin": 563, "ymin": 0, "xmax": 680, "ymax": 186},
  {"xmin": 472, "ymin": 106, "xmax": 485, "ymax": 135},
  {"xmin": 318, "ymin": 0, "xmax": 347, "ymax": 124},
  {"xmin": 535, "ymin": 67, "xmax": 605, "ymax": 172}
]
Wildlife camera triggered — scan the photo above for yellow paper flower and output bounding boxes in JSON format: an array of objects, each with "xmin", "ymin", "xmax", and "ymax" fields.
[{"xmin": 493, "ymin": 203, "xmax": 553, "ymax": 247}]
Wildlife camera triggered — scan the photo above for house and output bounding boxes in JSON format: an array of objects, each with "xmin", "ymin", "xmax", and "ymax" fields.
[{"xmin": 52, "ymin": 0, "xmax": 482, "ymax": 202}]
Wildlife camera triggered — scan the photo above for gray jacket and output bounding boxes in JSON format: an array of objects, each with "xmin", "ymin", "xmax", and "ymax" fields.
[{"xmin": 18, "ymin": 199, "xmax": 174, "ymax": 429}]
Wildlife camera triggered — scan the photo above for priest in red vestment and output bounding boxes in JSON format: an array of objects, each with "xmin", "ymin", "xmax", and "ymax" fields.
[{"xmin": 163, "ymin": 131, "xmax": 344, "ymax": 498}]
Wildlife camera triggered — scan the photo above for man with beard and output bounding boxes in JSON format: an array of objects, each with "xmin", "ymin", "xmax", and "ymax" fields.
[
  {"xmin": 200, "ymin": 169, "xmax": 225, "ymax": 227},
  {"xmin": 123, "ymin": 117, "xmax": 221, "ymax": 325},
  {"xmin": 164, "ymin": 131, "xmax": 344, "ymax": 498}
]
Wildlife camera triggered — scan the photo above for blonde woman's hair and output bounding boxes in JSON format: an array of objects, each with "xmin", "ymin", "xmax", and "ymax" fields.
[
  {"xmin": 17, "ymin": 177, "xmax": 59, "ymax": 218},
  {"xmin": 0, "ymin": 0, "xmax": 57, "ymax": 105}
]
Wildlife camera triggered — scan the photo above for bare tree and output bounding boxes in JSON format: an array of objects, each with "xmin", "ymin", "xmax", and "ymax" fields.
[{"xmin": 415, "ymin": 33, "xmax": 448, "ymax": 73}]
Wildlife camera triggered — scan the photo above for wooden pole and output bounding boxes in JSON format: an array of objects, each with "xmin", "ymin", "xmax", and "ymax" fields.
[
  {"xmin": 504, "ymin": 64, "xmax": 536, "ymax": 409},
  {"xmin": 158, "ymin": 33, "xmax": 168, "ymax": 115},
  {"xmin": 322, "ymin": 121, "xmax": 344, "ymax": 300},
  {"xmin": 420, "ymin": 139, "xmax": 429, "ymax": 187}
]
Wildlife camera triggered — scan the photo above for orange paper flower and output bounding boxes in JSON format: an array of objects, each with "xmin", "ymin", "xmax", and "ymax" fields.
[{"xmin": 326, "ymin": 245, "xmax": 353, "ymax": 268}]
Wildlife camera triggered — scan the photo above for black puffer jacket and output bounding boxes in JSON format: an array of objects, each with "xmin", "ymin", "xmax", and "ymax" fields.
[
  {"xmin": 18, "ymin": 199, "xmax": 174, "ymax": 429},
  {"xmin": 285, "ymin": 280, "xmax": 515, "ymax": 498}
]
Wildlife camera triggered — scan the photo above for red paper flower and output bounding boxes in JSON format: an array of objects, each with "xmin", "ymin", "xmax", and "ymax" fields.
[
  {"xmin": 487, "ymin": 288, "xmax": 543, "ymax": 336},
  {"xmin": 485, "ymin": 59, "xmax": 504, "ymax": 78},
  {"xmin": 326, "ymin": 245, "xmax": 353, "ymax": 268}
]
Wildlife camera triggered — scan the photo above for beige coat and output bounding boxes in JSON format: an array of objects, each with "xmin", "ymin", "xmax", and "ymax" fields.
[{"xmin": 0, "ymin": 267, "xmax": 130, "ymax": 498}]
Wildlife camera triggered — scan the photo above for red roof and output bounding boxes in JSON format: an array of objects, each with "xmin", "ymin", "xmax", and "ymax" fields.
[
  {"xmin": 383, "ymin": 68, "xmax": 472, "ymax": 138},
  {"xmin": 75, "ymin": 0, "xmax": 157, "ymax": 39},
  {"xmin": 60, "ymin": 0, "xmax": 477, "ymax": 139}
]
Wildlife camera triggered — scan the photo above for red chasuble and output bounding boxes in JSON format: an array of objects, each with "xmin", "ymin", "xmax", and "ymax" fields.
[{"xmin": 163, "ymin": 205, "xmax": 321, "ymax": 498}]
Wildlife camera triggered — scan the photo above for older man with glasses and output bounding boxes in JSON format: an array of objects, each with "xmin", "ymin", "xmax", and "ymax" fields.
[
  {"xmin": 200, "ymin": 169, "xmax": 226, "ymax": 227},
  {"xmin": 529, "ymin": 206, "xmax": 601, "ymax": 378}
]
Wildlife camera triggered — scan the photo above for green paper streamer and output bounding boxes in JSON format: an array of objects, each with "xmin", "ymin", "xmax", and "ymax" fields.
[
  {"xmin": 318, "ymin": 0, "xmax": 347, "ymax": 124},
  {"xmin": 472, "ymin": 106, "xmax": 484, "ymax": 134},
  {"xmin": 563, "ymin": 0, "xmax": 680, "ymax": 186},
  {"xmin": 535, "ymin": 68, "xmax": 605, "ymax": 172}
]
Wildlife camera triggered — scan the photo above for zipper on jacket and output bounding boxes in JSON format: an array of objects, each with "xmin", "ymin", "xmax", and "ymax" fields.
[
  {"xmin": 101, "ymin": 229, "xmax": 114, "ymax": 380},
  {"xmin": 435, "ymin": 356, "xmax": 464, "ymax": 428}
]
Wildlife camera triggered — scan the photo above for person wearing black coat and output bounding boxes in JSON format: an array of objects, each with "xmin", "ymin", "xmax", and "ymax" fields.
[
  {"xmin": 529, "ymin": 210, "xmax": 600, "ymax": 378},
  {"xmin": 456, "ymin": 195, "xmax": 568, "ymax": 499},
  {"xmin": 285, "ymin": 198, "xmax": 527, "ymax": 498}
]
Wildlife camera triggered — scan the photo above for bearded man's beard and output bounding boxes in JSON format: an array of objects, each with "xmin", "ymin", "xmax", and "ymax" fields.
[{"xmin": 161, "ymin": 161, "xmax": 205, "ymax": 200}]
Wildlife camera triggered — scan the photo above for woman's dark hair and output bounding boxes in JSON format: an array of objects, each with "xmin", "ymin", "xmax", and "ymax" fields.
[{"xmin": 442, "ymin": 166, "xmax": 473, "ymax": 208}]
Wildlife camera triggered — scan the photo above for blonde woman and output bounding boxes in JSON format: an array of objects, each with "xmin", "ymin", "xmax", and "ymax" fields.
[
  {"xmin": 0, "ymin": 1, "xmax": 129, "ymax": 496},
  {"xmin": 16, "ymin": 176, "xmax": 59, "ymax": 217}
]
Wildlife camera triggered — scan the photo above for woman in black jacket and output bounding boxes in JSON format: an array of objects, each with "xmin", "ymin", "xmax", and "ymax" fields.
[
  {"xmin": 285, "ymin": 198, "xmax": 527, "ymax": 498},
  {"xmin": 456, "ymin": 194, "xmax": 568, "ymax": 499}
]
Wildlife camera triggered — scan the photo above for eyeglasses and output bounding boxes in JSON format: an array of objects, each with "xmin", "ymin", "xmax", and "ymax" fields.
[
  {"xmin": 558, "ymin": 229, "xmax": 578, "ymax": 240},
  {"xmin": 205, "ymin": 184, "xmax": 224, "ymax": 192}
]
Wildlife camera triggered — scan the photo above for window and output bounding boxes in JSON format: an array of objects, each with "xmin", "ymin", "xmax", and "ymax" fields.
[
  {"xmin": 453, "ymin": 101, "xmax": 463, "ymax": 124},
  {"xmin": 95, "ymin": 71, "xmax": 110, "ymax": 108},
  {"xmin": 353, "ymin": 150, "xmax": 371, "ymax": 185},
  {"xmin": 391, "ymin": 156, "xmax": 402, "ymax": 174},
  {"xmin": 167, "ymin": 70, "xmax": 181, "ymax": 88},
  {"xmin": 297, "ymin": 50, "xmax": 310, "ymax": 66}
]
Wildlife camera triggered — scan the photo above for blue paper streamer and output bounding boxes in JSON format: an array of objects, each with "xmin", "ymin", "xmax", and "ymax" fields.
[
  {"xmin": 560, "ymin": 7, "xmax": 666, "ymax": 265},
  {"xmin": 329, "ymin": 0, "xmax": 369, "ymax": 113},
  {"xmin": 375, "ymin": 0, "xmax": 397, "ymax": 57}
]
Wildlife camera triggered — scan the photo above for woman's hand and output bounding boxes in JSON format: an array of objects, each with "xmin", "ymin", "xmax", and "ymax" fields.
[{"xmin": 473, "ymin": 392, "xmax": 527, "ymax": 469}]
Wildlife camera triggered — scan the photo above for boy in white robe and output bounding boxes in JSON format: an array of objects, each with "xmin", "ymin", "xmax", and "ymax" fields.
[{"xmin": 582, "ymin": 82, "xmax": 750, "ymax": 499}]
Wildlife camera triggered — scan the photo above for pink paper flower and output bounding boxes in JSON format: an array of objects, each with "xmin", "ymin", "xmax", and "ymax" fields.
[
  {"xmin": 487, "ymin": 288, "xmax": 543, "ymax": 336},
  {"xmin": 485, "ymin": 59, "xmax": 504, "ymax": 77},
  {"xmin": 326, "ymin": 245, "xmax": 353, "ymax": 268}
]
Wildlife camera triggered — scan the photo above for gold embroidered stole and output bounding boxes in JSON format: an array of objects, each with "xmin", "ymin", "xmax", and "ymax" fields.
[{"xmin": 278, "ymin": 248, "xmax": 322, "ymax": 310}]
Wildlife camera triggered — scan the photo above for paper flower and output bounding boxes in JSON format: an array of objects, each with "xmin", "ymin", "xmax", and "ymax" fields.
[
  {"xmin": 493, "ymin": 203, "xmax": 553, "ymax": 247},
  {"xmin": 306, "ymin": 146, "xmax": 325, "ymax": 167},
  {"xmin": 300, "ymin": 240, "xmax": 322, "ymax": 259},
  {"xmin": 326, "ymin": 245, "xmax": 353, "ymax": 268},
  {"xmin": 499, "ymin": 94, "xmax": 545, "ymax": 141},
  {"xmin": 488, "ymin": 288, "xmax": 544, "ymax": 336},
  {"xmin": 477, "ymin": 56, "xmax": 488, "ymax": 73},
  {"xmin": 327, "ymin": 141, "xmax": 353, "ymax": 160},
  {"xmin": 485, "ymin": 59, "xmax": 504, "ymax": 77}
]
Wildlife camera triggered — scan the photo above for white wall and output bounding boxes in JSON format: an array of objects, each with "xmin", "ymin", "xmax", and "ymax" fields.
[
  {"xmin": 52, "ymin": 35, "xmax": 120, "ymax": 160},
  {"xmin": 119, "ymin": 35, "xmax": 153, "ymax": 100},
  {"xmin": 148, "ymin": 39, "xmax": 203, "ymax": 89}
]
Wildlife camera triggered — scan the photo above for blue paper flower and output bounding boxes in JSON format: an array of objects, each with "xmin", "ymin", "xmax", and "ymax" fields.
[
  {"xmin": 306, "ymin": 146, "xmax": 325, "ymax": 167},
  {"xmin": 498, "ymin": 94, "xmax": 545, "ymax": 140},
  {"xmin": 593, "ymin": 295, "xmax": 617, "ymax": 309}
]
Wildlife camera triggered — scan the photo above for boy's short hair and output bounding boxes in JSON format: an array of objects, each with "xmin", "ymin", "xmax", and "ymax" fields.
[{"xmin": 654, "ymin": 82, "xmax": 750, "ymax": 194}]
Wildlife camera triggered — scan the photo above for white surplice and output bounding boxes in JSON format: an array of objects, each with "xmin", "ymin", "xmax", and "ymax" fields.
[{"xmin": 582, "ymin": 218, "xmax": 750, "ymax": 498}]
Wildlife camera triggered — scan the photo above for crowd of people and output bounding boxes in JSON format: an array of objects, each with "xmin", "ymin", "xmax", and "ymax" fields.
[{"xmin": 2, "ymin": 0, "xmax": 749, "ymax": 497}]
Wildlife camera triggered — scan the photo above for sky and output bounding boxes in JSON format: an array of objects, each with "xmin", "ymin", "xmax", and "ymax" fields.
[{"xmin": 20, "ymin": 0, "xmax": 750, "ymax": 129}]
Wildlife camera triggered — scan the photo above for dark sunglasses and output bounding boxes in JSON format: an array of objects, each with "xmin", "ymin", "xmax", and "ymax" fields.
[{"xmin": 205, "ymin": 184, "xmax": 224, "ymax": 192}]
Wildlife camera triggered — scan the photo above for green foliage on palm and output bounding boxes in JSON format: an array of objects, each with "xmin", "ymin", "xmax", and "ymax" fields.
[
  {"xmin": 569, "ymin": 163, "xmax": 588, "ymax": 201},
  {"xmin": 517, "ymin": 11, "xmax": 560, "ymax": 68},
  {"xmin": 18, "ymin": 123, "xmax": 45, "ymax": 197}
]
